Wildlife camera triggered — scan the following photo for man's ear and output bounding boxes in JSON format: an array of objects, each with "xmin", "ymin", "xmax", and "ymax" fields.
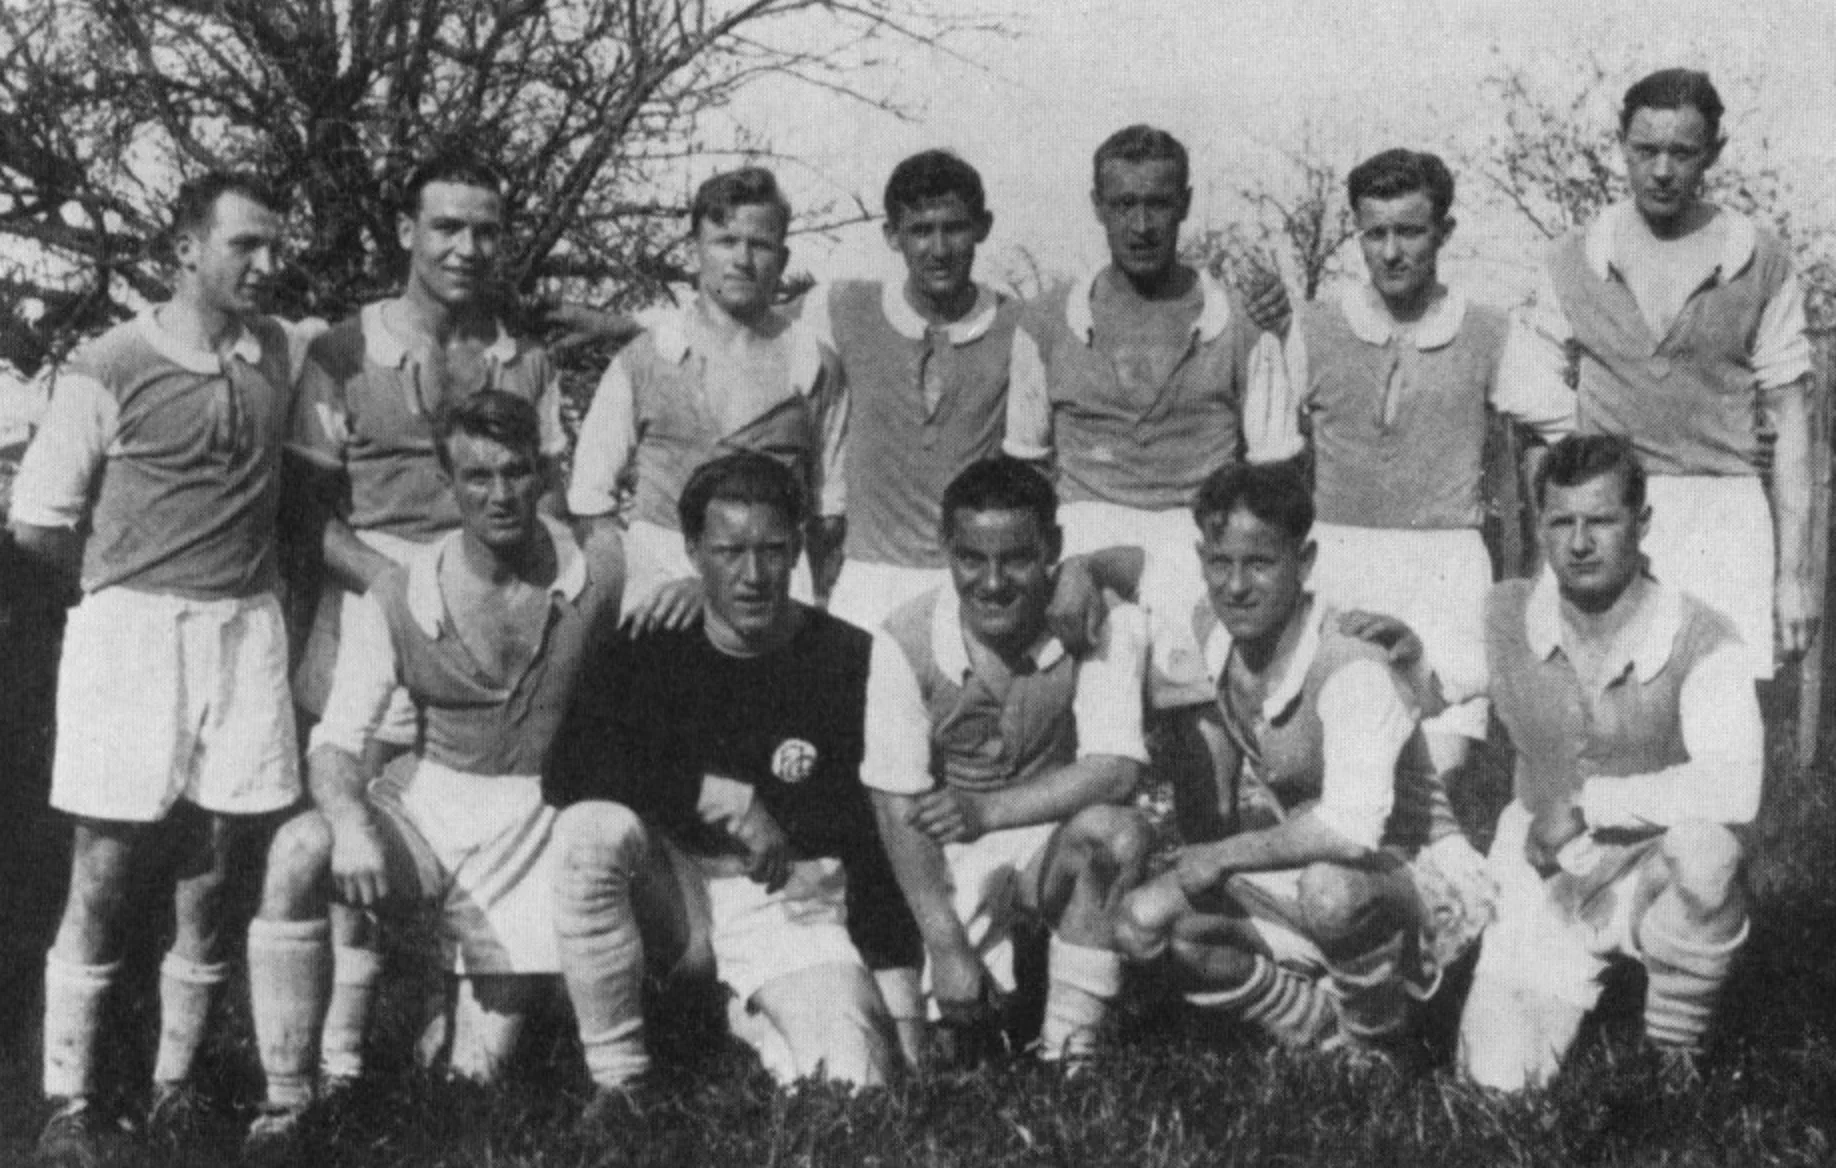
[
  {"xmin": 1705, "ymin": 135, "xmax": 1727, "ymax": 169},
  {"xmin": 1298, "ymin": 537, "xmax": 1318, "ymax": 587},
  {"xmin": 1437, "ymin": 215, "xmax": 1457, "ymax": 246},
  {"xmin": 973, "ymin": 211, "xmax": 994, "ymax": 245},
  {"xmin": 172, "ymin": 226, "xmax": 202, "ymax": 272},
  {"xmin": 398, "ymin": 213, "xmax": 416, "ymax": 255}
]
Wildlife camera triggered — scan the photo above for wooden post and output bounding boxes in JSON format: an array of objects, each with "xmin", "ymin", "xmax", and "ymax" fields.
[{"xmin": 1798, "ymin": 328, "xmax": 1832, "ymax": 769}]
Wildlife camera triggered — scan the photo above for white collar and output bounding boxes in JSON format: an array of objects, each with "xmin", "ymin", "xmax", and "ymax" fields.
[
  {"xmin": 649, "ymin": 299, "xmax": 826, "ymax": 392},
  {"xmin": 1584, "ymin": 201, "xmax": 1757, "ymax": 284},
  {"xmin": 1202, "ymin": 596, "xmax": 1326, "ymax": 720},
  {"xmin": 1338, "ymin": 282, "xmax": 1467, "ymax": 351},
  {"xmin": 135, "ymin": 308, "xmax": 264, "ymax": 374},
  {"xmin": 881, "ymin": 280, "xmax": 1001, "ymax": 345},
  {"xmin": 1523, "ymin": 566, "xmax": 1682, "ymax": 684},
  {"xmin": 361, "ymin": 301, "xmax": 518, "ymax": 369},
  {"xmin": 1064, "ymin": 265, "xmax": 1233, "ymax": 345},
  {"xmin": 405, "ymin": 516, "xmax": 588, "ymax": 638},
  {"xmin": 929, "ymin": 583, "xmax": 1066, "ymax": 679}
]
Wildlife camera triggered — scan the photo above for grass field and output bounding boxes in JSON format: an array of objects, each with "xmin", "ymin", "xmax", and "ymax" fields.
[{"xmin": 0, "ymin": 638, "xmax": 1833, "ymax": 1166}]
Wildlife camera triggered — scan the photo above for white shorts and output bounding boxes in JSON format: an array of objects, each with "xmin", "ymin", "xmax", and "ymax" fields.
[
  {"xmin": 1059, "ymin": 501, "xmax": 1211, "ymax": 708},
  {"xmin": 52, "ymin": 588, "xmax": 300, "ymax": 822},
  {"xmin": 625, "ymin": 519, "xmax": 813, "ymax": 612},
  {"xmin": 665, "ymin": 843, "xmax": 863, "ymax": 1003},
  {"xmin": 1644, "ymin": 476, "xmax": 1774, "ymax": 679},
  {"xmin": 369, "ymin": 761, "xmax": 560, "ymax": 976},
  {"xmin": 1472, "ymin": 802, "xmax": 1661, "ymax": 1010},
  {"xmin": 826, "ymin": 560, "xmax": 950, "ymax": 633},
  {"xmin": 936, "ymin": 822, "xmax": 1059, "ymax": 996},
  {"xmin": 1310, "ymin": 523, "xmax": 1492, "ymax": 740}
]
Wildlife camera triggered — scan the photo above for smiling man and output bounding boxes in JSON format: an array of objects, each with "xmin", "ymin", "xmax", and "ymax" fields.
[
  {"xmin": 1498, "ymin": 68, "xmax": 1816, "ymax": 680},
  {"xmin": 568, "ymin": 167, "xmax": 847, "ymax": 613},
  {"xmin": 801, "ymin": 151, "xmax": 1023, "ymax": 631},
  {"xmin": 1113, "ymin": 461, "xmax": 1450, "ymax": 1058},
  {"xmin": 1458, "ymin": 435, "xmax": 1761, "ymax": 1092},
  {"xmin": 1253, "ymin": 148, "xmax": 1571, "ymax": 825},
  {"xmin": 861, "ymin": 457, "xmax": 1151, "ymax": 1066},
  {"xmin": 9, "ymin": 173, "xmax": 304, "ymax": 1163}
]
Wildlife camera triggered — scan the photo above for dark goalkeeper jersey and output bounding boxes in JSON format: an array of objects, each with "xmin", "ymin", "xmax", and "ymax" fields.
[{"xmin": 545, "ymin": 605, "xmax": 919, "ymax": 970}]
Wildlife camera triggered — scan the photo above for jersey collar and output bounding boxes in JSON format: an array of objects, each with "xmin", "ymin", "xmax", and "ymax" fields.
[
  {"xmin": 1202, "ymin": 595, "xmax": 1326, "ymax": 720},
  {"xmin": 650, "ymin": 298, "xmax": 826, "ymax": 394},
  {"xmin": 1064, "ymin": 265, "xmax": 1232, "ymax": 345},
  {"xmin": 1585, "ymin": 201, "xmax": 1757, "ymax": 285},
  {"xmin": 135, "ymin": 308, "xmax": 265, "ymax": 374},
  {"xmin": 361, "ymin": 300, "xmax": 519, "ymax": 370},
  {"xmin": 1338, "ymin": 282, "xmax": 1466, "ymax": 351},
  {"xmin": 1524, "ymin": 565, "xmax": 1682, "ymax": 684},
  {"xmin": 881, "ymin": 280, "xmax": 1001, "ymax": 345},
  {"xmin": 406, "ymin": 516, "xmax": 589, "ymax": 638}
]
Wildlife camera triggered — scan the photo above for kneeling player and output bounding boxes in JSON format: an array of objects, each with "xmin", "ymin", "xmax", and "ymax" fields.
[
  {"xmin": 544, "ymin": 452, "xmax": 919, "ymax": 1092},
  {"xmin": 1118, "ymin": 461, "xmax": 1471, "ymax": 1053},
  {"xmin": 1458, "ymin": 435, "xmax": 1759, "ymax": 1091},
  {"xmin": 863, "ymin": 457, "xmax": 1152, "ymax": 1064},
  {"xmin": 245, "ymin": 392, "xmax": 629, "ymax": 1142}
]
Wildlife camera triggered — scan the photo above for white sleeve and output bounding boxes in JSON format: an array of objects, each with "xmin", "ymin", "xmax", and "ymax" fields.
[
  {"xmin": 9, "ymin": 369, "xmax": 118, "ymax": 530},
  {"xmin": 859, "ymin": 630, "xmax": 936, "ymax": 795},
  {"xmin": 1752, "ymin": 271, "xmax": 1813, "ymax": 391},
  {"xmin": 795, "ymin": 283, "xmax": 838, "ymax": 353},
  {"xmin": 1579, "ymin": 644, "xmax": 1764, "ymax": 829},
  {"xmin": 1071, "ymin": 603, "xmax": 1151, "ymax": 763},
  {"xmin": 1312, "ymin": 660, "xmax": 1416, "ymax": 851},
  {"xmin": 1002, "ymin": 329, "xmax": 1053, "ymax": 460},
  {"xmin": 536, "ymin": 364, "xmax": 569, "ymax": 458},
  {"xmin": 1492, "ymin": 268, "xmax": 1578, "ymax": 444},
  {"xmin": 814, "ymin": 347, "xmax": 849, "ymax": 518},
  {"xmin": 565, "ymin": 354, "xmax": 639, "ymax": 518},
  {"xmin": 1243, "ymin": 325, "xmax": 1308, "ymax": 463},
  {"xmin": 307, "ymin": 589, "xmax": 400, "ymax": 759}
]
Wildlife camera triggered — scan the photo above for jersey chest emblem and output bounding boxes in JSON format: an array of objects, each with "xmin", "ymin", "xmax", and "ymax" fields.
[{"xmin": 771, "ymin": 738, "xmax": 819, "ymax": 784}]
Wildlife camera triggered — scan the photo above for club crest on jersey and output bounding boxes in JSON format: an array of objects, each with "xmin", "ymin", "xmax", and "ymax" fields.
[{"xmin": 771, "ymin": 738, "xmax": 818, "ymax": 784}]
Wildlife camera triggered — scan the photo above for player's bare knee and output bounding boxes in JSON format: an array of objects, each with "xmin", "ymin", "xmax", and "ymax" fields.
[
  {"xmin": 1662, "ymin": 820, "xmax": 1744, "ymax": 914},
  {"xmin": 1296, "ymin": 861, "xmax": 1370, "ymax": 938},
  {"xmin": 260, "ymin": 811, "xmax": 334, "ymax": 917},
  {"xmin": 1063, "ymin": 804, "xmax": 1149, "ymax": 873}
]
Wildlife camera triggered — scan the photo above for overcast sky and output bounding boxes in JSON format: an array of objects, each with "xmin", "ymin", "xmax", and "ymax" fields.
[{"xmin": 708, "ymin": 0, "xmax": 1836, "ymax": 304}]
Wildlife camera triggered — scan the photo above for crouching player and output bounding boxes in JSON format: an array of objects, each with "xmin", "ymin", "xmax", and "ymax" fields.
[
  {"xmin": 1118, "ymin": 461, "xmax": 1471, "ymax": 1054},
  {"xmin": 1458, "ymin": 435, "xmax": 1759, "ymax": 1091},
  {"xmin": 542, "ymin": 451, "xmax": 920, "ymax": 1094},
  {"xmin": 245, "ymin": 391, "xmax": 630, "ymax": 1143},
  {"xmin": 862, "ymin": 458, "xmax": 1152, "ymax": 1065}
]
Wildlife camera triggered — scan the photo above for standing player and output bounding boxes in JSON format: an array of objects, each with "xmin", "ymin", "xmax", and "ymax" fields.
[
  {"xmin": 10, "ymin": 174, "xmax": 302, "ymax": 1162},
  {"xmin": 1498, "ymin": 67, "xmax": 1816, "ymax": 679},
  {"xmin": 863, "ymin": 458, "xmax": 1151, "ymax": 1064},
  {"xmin": 1005, "ymin": 124, "xmax": 1287, "ymax": 712},
  {"xmin": 545, "ymin": 452, "xmax": 919, "ymax": 1091},
  {"xmin": 804, "ymin": 150, "xmax": 1021, "ymax": 629},
  {"xmin": 245, "ymin": 392, "xmax": 630, "ymax": 1142},
  {"xmin": 286, "ymin": 152, "xmax": 569, "ymax": 1086},
  {"xmin": 1458, "ymin": 435, "xmax": 1760, "ymax": 1091},
  {"xmin": 1254, "ymin": 148, "xmax": 1572, "ymax": 802},
  {"xmin": 1116, "ymin": 462, "xmax": 1457, "ymax": 1055},
  {"xmin": 568, "ymin": 167, "xmax": 847, "ymax": 612}
]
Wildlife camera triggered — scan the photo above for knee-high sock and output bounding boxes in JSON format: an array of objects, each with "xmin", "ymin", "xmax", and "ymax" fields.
[
  {"xmin": 1039, "ymin": 936, "xmax": 1123, "ymax": 1062},
  {"xmin": 1326, "ymin": 930, "xmax": 1413, "ymax": 1046},
  {"xmin": 43, "ymin": 954, "xmax": 117, "ymax": 1100},
  {"xmin": 1186, "ymin": 954, "xmax": 1335, "ymax": 1047},
  {"xmin": 247, "ymin": 918, "xmax": 332, "ymax": 1109},
  {"xmin": 153, "ymin": 951, "xmax": 228, "ymax": 1086},
  {"xmin": 553, "ymin": 810, "xmax": 651, "ymax": 1090},
  {"xmin": 1639, "ymin": 900, "xmax": 1749, "ymax": 1052},
  {"xmin": 319, "ymin": 945, "xmax": 382, "ymax": 1082}
]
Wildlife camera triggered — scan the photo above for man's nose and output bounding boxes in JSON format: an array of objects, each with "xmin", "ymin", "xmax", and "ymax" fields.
[{"xmin": 1381, "ymin": 233, "xmax": 1403, "ymax": 262}]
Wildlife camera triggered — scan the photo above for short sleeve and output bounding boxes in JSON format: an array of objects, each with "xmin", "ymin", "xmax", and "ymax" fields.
[
  {"xmin": 1002, "ymin": 328, "xmax": 1053, "ymax": 460},
  {"xmin": 1312, "ymin": 659, "xmax": 1414, "ymax": 851},
  {"xmin": 533, "ymin": 357, "xmax": 570, "ymax": 458},
  {"xmin": 859, "ymin": 630, "xmax": 935, "ymax": 795},
  {"xmin": 1071, "ymin": 603, "xmax": 1150, "ymax": 764},
  {"xmin": 1753, "ymin": 271, "xmax": 1812, "ymax": 392},
  {"xmin": 286, "ymin": 351, "xmax": 350, "ymax": 471},
  {"xmin": 566, "ymin": 354, "xmax": 640, "ymax": 518},
  {"xmin": 307, "ymin": 587, "xmax": 399, "ymax": 759},
  {"xmin": 9, "ymin": 369, "xmax": 118, "ymax": 530}
]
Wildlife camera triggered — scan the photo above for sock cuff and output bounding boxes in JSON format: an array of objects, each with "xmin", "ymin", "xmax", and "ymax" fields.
[
  {"xmin": 249, "ymin": 917, "xmax": 331, "ymax": 949},
  {"xmin": 1049, "ymin": 936, "xmax": 1124, "ymax": 999},
  {"xmin": 1640, "ymin": 914, "xmax": 1750, "ymax": 976},
  {"xmin": 332, "ymin": 945, "xmax": 385, "ymax": 986},
  {"xmin": 1183, "ymin": 953, "xmax": 1272, "ymax": 1011},
  {"xmin": 160, "ymin": 951, "xmax": 229, "ymax": 986},
  {"xmin": 46, "ymin": 953, "xmax": 119, "ymax": 988}
]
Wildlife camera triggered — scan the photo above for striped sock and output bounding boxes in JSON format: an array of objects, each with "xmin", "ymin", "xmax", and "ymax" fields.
[
  {"xmin": 1639, "ymin": 909, "xmax": 1749, "ymax": 1052},
  {"xmin": 1187, "ymin": 954, "xmax": 1335, "ymax": 1047}
]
